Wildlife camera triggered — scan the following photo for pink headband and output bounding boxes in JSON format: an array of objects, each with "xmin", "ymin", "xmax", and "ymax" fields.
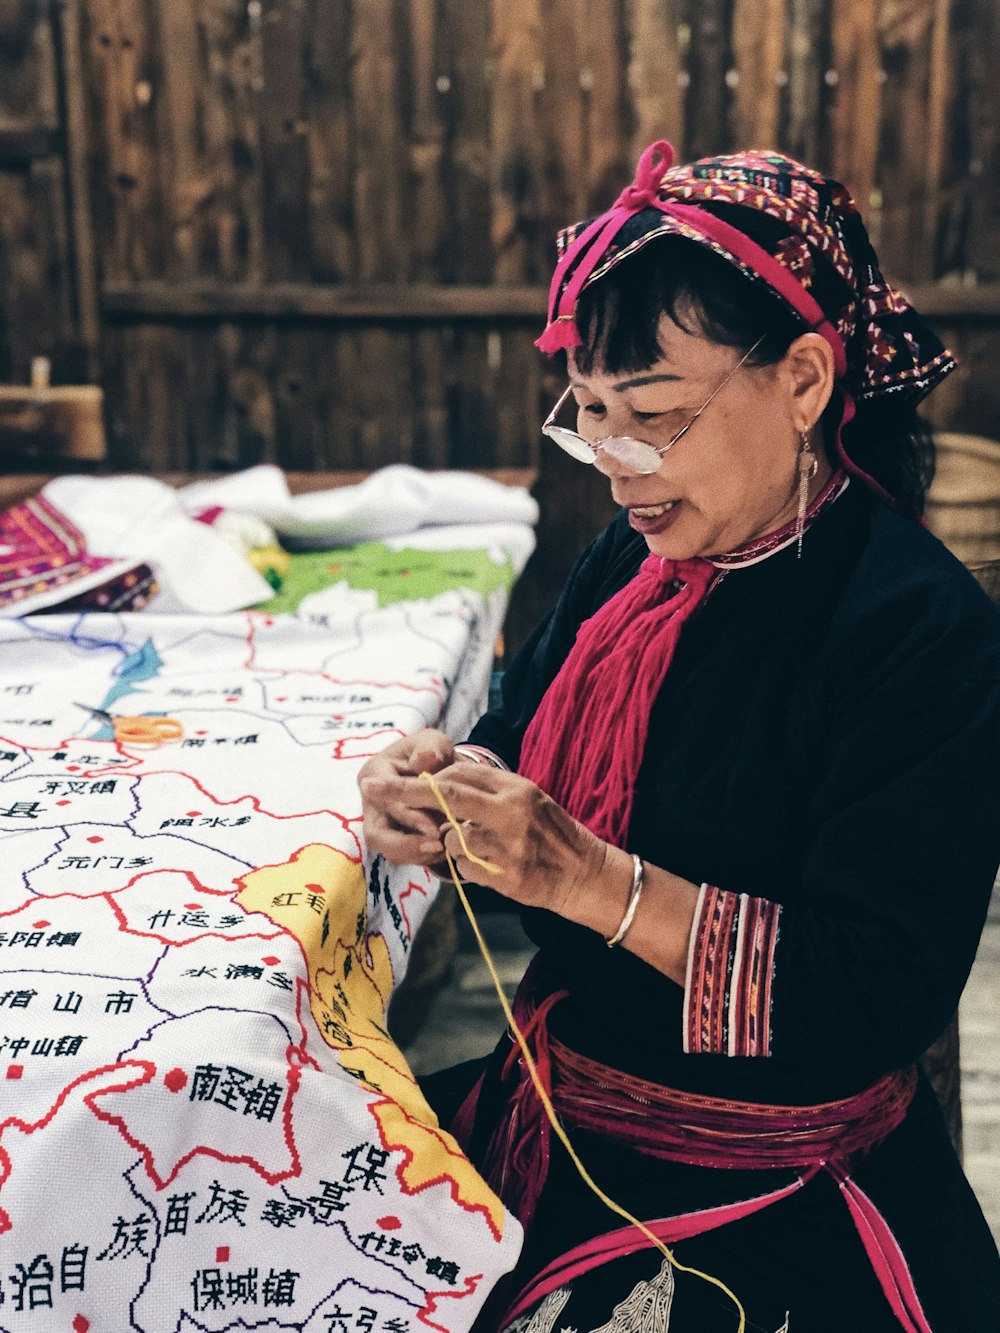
[{"xmin": 536, "ymin": 139, "xmax": 847, "ymax": 380}]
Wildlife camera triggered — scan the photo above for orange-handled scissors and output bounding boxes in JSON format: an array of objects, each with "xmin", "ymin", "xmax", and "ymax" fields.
[{"xmin": 75, "ymin": 703, "xmax": 184, "ymax": 746}]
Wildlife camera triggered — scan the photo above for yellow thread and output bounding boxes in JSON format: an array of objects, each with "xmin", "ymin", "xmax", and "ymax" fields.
[
  {"xmin": 418, "ymin": 770, "xmax": 746, "ymax": 1330},
  {"xmin": 421, "ymin": 776, "xmax": 503, "ymax": 875}
]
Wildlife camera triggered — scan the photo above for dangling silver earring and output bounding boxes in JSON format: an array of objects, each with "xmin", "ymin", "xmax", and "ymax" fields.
[{"xmin": 796, "ymin": 430, "xmax": 819, "ymax": 559}]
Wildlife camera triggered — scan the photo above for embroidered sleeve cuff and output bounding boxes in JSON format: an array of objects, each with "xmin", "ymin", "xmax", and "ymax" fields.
[{"xmin": 683, "ymin": 883, "xmax": 781, "ymax": 1058}]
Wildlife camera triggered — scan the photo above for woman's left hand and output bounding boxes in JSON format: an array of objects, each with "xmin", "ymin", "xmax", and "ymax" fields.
[{"xmin": 426, "ymin": 762, "xmax": 613, "ymax": 916}]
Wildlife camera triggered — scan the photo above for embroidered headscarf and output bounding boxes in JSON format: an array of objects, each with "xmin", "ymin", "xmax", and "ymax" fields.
[
  {"xmin": 519, "ymin": 142, "xmax": 955, "ymax": 849},
  {"xmin": 536, "ymin": 140, "xmax": 956, "ymax": 510}
]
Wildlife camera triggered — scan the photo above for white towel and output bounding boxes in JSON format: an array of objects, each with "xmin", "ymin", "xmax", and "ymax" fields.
[
  {"xmin": 43, "ymin": 474, "xmax": 275, "ymax": 614},
  {"xmin": 177, "ymin": 464, "xmax": 539, "ymax": 549}
]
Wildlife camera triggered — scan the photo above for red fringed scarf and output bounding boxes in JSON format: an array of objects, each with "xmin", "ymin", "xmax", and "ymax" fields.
[
  {"xmin": 518, "ymin": 554, "xmax": 716, "ymax": 847},
  {"xmin": 518, "ymin": 473, "xmax": 849, "ymax": 847}
]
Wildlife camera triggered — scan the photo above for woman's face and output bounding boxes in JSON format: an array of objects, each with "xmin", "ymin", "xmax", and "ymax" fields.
[{"xmin": 566, "ymin": 314, "xmax": 832, "ymax": 560}]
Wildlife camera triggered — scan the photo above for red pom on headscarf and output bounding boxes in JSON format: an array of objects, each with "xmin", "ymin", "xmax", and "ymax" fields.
[{"xmin": 613, "ymin": 139, "xmax": 675, "ymax": 210}]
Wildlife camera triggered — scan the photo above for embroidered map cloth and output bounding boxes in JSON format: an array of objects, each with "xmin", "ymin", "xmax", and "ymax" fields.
[{"xmin": 0, "ymin": 550, "xmax": 526, "ymax": 1331}]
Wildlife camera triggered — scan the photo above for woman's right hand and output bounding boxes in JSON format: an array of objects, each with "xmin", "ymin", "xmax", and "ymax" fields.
[{"xmin": 358, "ymin": 727, "xmax": 460, "ymax": 867}]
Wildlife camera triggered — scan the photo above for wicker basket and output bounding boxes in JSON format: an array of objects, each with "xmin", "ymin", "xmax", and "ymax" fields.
[{"xmin": 926, "ymin": 433, "xmax": 1000, "ymax": 566}]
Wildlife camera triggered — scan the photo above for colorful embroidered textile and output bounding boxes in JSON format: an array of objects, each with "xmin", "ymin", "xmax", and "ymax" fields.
[
  {"xmin": 40, "ymin": 474, "xmax": 279, "ymax": 614},
  {"xmin": 48, "ymin": 561, "xmax": 159, "ymax": 614},
  {"xmin": 0, "ymin": 494, "xmax": 152, "ymax": 616},
  {"xmin": 683, "ymin": 883, "xmax": 781, "ymax": 1057},
  {"xmin": 0, "ymin": 541, "xmax": 534, "ymax": 1329}
]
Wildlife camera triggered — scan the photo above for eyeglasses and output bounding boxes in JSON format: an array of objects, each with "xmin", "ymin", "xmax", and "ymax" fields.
[{"xmin": 541, "ymin": 336, "xmax": 765, "ymax": 475}]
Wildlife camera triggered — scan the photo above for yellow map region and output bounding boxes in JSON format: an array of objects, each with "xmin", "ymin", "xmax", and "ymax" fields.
[{"xmin": 236, "ymin": 845, "xmax": 507, "ymax": 1239}]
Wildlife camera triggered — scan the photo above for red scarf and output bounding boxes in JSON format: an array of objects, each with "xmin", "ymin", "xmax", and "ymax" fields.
[
  {"xmin": 518, "ymin": 553, "xmax": 715, "ymax": 847},
  {"xmin": 518, "ymin": 473, "xmax": 848, "ymax": 846}
]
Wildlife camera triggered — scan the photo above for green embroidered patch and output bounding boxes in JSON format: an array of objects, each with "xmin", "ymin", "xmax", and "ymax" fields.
[{"xmin": 262, "ymin": 542, "xmax": 516, "ymax": 612}]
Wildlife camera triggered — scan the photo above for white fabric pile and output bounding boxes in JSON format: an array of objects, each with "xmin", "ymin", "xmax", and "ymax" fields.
[{"xmin": 35, "ymin": 466, "xmax": 538, "ymax": 616}]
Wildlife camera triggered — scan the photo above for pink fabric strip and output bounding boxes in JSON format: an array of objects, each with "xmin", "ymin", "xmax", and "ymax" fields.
[
  {"xmin": 541, "ymin": 138, "xmax": 676, "ymax": 340},
  {"xmin": 501, "ymin": 1171, "xmax": 819, "ymax": 1326},
  {"xmin": 658, "ymin": 203, "xmax": 848, "ymax": 378},
  {"xmin": 543, "ymin": 207, "xmax": 634, "ymax": 328},
  {"xmin": 553, "ymin": 1055, "xmax": 916, "ymax": 1172},
  {"xmin": 828, "ymin": 1162, "xmax": 935, "ymax": 1333},
  {"xmin": 501, "ymin": 1161, "xmax": 935, "ymax": 1332},
  {"xmin": 552, "ymin": 209, "xmax": 635, "ymax": 331}
]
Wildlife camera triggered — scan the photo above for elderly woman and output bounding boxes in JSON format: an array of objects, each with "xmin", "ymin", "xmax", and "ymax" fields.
[{"xmin": 360, "ymin": 143, "xmax": 1000, "ymax": 1332}]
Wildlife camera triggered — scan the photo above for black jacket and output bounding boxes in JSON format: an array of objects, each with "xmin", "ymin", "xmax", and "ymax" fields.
[{"xmin": 456, "ymin": 483, "xmax": 1000, "ymax": 1330}]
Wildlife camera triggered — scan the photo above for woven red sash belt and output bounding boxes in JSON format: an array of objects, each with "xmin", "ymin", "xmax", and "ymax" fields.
[{"xmin": 454, "ymin": 977, "xmax": 932, "ymax": 1332}]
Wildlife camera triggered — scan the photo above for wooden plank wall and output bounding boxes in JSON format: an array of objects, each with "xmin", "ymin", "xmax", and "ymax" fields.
[
  {"xmin": 0, "ymin": 0, "xmax": 999, "ymax": 630},
  {"xmin": 0, "ymin": 1, "xmax": 79, "ymax": 383},
  {"xmin": 72, "ymin": 0, "xmax": 1000, "ymax": 462}
]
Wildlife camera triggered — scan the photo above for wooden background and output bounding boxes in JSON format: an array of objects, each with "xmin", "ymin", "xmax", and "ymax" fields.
[{"xmin": 1, "ymin": 0, "xmax": 999, "ymax": 630}]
